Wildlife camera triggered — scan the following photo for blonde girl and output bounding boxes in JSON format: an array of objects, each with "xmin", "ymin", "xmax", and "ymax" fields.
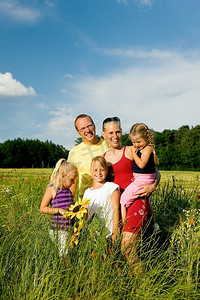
[
  {"xmin": 83, "ymin": 156, "xmax": 120, "ymax": 243},
  {"xmin": 120, "ymin": 123, "xmax": 160, "ymax": 230},
  {"xmin": 40, "ymin": 158, "xmax": 78, "ymax": 256}
]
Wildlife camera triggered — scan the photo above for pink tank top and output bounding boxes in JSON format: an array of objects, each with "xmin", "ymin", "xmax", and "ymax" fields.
[{"xmin": 104, "ymin": 147, "xmax": 133, "ymax": 193}]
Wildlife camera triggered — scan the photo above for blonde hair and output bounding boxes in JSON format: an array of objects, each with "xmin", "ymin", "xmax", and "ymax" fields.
[
  {"xmin": 129, "ymin": 123, "xmax": 159, "ymax": 165},
  {"xmin": 49, "ymin": 158, "xmax": 78, "ymax": 198},
  {"xmin": 91, "ymin": 156, "xmax": 108, "ymax": 173}
]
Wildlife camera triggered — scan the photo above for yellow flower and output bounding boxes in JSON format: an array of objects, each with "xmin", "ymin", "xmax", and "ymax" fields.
[
  {"xmin": 64, "ymin": 198, "xmax": 90, "ymax": 220},
  {"xmin": 70, "ymin": 219, "xmax": 84, "ymax": 246},
  {"xmin": 78, "ymin": 218, "xmax": 84, "ymax": 229},
  {"xmin": 65, "ymin": 198, "xmax": 90, "ymax": 247},
  {"xmin": 70, "ymin": 231, "xmax": 80, "ymax": 247}
]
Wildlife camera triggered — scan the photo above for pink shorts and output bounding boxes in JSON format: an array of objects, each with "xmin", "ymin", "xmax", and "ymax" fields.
[
  {"xmin": 123, "ymin": 198, "xmax": 149, "ymax": 234},
  {"xmin": 120, "ymin": 173, "xmax": 156, "ymax": 208}
]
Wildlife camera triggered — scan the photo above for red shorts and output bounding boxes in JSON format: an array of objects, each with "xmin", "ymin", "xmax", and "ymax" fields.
[{"xmin": 123, "ymin": 198, "xmax": 149, "ymax": 234}]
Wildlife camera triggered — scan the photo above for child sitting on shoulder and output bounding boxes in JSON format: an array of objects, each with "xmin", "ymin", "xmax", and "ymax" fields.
[{"xmin": 120, "ymin": 123, "xmax": 160, "ymax": 231}]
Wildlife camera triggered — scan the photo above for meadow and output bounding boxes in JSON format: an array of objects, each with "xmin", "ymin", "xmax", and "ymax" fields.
[{"xmin": 0, "ymin": 169, "xmax": 200, "ymax": 299}]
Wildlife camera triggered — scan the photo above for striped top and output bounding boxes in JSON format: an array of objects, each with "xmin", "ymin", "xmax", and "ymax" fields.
[{"xmin": 50, "ymin": 188, "xmax": 74, "ymax": 231}]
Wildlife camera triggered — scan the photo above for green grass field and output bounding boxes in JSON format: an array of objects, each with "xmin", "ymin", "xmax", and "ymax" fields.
[
  {"xmin": 160, "ymin": 170, "xmax": 200, "ymax": 189},
  {"xmin": 1, "ymin": 168, "xmax": 199, "ymax": 186},
  {"xmin": 0, "ymin": 169, "xmax": 200, "ymax": 299}
]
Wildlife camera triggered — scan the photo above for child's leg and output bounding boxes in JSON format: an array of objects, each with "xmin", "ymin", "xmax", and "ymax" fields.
[
  {"xmin": 49, "ymin": 229, "xmax": 69, "ymax": 257},
  {"xmin": 120, "ymin": 181, "xmax": 140, "ymax": 207},
  {"xmin": 121, "ymin": 204, "xmax": 127, "ymax": 224}
]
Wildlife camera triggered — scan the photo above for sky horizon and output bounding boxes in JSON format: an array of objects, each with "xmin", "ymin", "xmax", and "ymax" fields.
[{"xmin": 0, "ymin": 0, "xmax": 200, "ymax": 150}]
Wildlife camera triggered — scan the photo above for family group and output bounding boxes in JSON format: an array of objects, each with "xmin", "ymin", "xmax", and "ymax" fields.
[{"xmin": 40, "ymin": 114, "xmax": 161, "ymax": 274}]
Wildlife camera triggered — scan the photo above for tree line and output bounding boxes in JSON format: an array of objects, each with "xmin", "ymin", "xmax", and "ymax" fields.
[
  {"xmin": 122, "ymin": 125, "xmax": 200, "ymax": 171},
  {"xmin": 0, "ymin": 125, "xmax": 199, "ymax": 170},
  {"xmin": 0, "ymin": 138, "xmax": 69, "ymax": 168},
  {"xmin": 154, "ymin": 125, "xmax": 200, "ymax": 170}
]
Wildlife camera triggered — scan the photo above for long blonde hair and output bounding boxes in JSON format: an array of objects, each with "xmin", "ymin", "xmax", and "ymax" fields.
[
  {"xmin": 129, "ymin": 123, "xmax": 159, "ymax": 165},
  {"xmin": 49, "ymin": 158, "xmax": 78, "ymax": 198}
]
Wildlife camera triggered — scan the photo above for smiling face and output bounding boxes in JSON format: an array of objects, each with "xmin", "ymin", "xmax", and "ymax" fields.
[
  {"xmin": 130, "ymin": 135, "xmax": 147, "ymax": 150},
  {"xmin": 102, "ymin": 121, "xmax": 122, "ymax": 149},
  {"xmin": 75, "ymin": 116, "xmax": 96, "ymax": 145},
  {"xmin": 91, "ymin": 161, "xmax": 107, "ymax": 184},
  {"xmin": 62, "ymin": 170, "xmax": 78, "ymax": 189}
]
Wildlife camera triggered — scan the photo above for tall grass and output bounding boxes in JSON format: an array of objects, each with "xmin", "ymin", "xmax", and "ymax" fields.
[{"xmin": 0, "ymin": 170, "xmax": 200, "ymax": 299}]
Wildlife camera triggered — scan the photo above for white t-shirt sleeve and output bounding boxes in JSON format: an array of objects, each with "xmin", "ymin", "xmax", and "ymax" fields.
[
  {"xmin": 83, "ymin": 188, "xmax": 99, "ymax": 218},
  {"xmin": 105, "ymin": 182, "xmax": 120, "ymax": 195},
  {"xmin": 82, "ymin": 188, "xmax": 90, "ymax": 200}
]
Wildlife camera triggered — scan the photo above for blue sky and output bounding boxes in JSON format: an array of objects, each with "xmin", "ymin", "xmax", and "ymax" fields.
[{"xmin": 0, "ymin": 0, "xmax": 200, "ymax": 150}]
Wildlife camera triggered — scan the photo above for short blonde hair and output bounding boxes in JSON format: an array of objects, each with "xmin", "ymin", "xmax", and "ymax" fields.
[{"xmin": 49, "ymin": 158, "xmax": 78, "ymax": 197}]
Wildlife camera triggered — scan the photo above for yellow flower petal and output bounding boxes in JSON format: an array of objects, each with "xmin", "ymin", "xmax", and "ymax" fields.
[
  {"xmin": 81, "ymin": 198, "xmax": 90, "ymax": 206},
  {"xmin": 78, "ymin": 219, "xmax": 84, "ymax": 231}
]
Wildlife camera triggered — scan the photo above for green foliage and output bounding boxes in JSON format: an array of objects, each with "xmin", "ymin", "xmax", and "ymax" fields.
[
  {"xmin": 0, "ymin": 124, "xmax": 199, "ymax": 169},
  {"xmin": 0, "ymin": 138, "xmax": 69, "ymax": 168},
  {"xmin": 123, "ymin": 125, "xmax": 200, "ymax": 171},
  {"xmin": 121, "ymin": 133, "xmax": 132, "ymax": 146},
  {"xmin": 0, "ymin": 170, "xmax": 200, "ymax": 299},
  {"xmin": 74, "ymin": 137, "xmax": 83, "ymax": 145},
  {"xmin": 154, "ymin": 125, "xmax": 200, "ymax": 171}
]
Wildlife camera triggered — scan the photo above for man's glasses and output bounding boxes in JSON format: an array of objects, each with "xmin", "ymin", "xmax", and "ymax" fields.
[
  {"xmin": 78, "ymin": 124, "xmax": 94, "ymax": 133},
  {"xmin": 102, "ymin": 117, "xmax": 121, "ymax": 130}
]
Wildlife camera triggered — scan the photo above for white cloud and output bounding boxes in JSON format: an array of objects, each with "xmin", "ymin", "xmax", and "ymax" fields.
[
  {"xmin": 0, "ymin": 0, "xmax": 41, "ymax": 23},
  {"xmin": 69, "ymin": 49, "xmax": 200, "ymax": 134},
  {"xmin": 117, "ymin": 0, "xmax": 154, "ymax": 7},
  {"xmin": 64, "ymin": 73, "xmax": 74, "ymax": 79},
  {"xmin": 61, "ymin": 89, "xmax": 68, "ymax": 94},
  {"xmin": 0, "ymin": 72, "xmax": 36, "ymax": 97},
  {"xmin": 136, "ymin": 0, "xmax": 154, "ymax": 7},
  {"xmin": 117, "ymin": 0, "xmax": 128, "ymax": 5},
  {"xmin": 101, "ymin": 48, "xmax": 178, "ymax": 60},
  {"xmin": 39, "ymin": 105, "xmax": 77, "ymax": 148},
  {"xmin": 31, "ymin": 121, "xmax": 40, "ymax": 128},
  {"xmin": 45, "ymin": 0, "xmax": 57, "ymax": 8},
  {"xmin": 36, "ymin": 102, "xmax": 48, "ymax": 109}
]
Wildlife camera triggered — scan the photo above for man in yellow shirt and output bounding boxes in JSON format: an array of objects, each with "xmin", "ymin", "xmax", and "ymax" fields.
[{"xmin": 68, "ymin": 114, "xmax": 108, "ymax": 201}]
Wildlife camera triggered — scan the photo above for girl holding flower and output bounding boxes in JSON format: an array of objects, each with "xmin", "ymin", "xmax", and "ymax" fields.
[{"xmin": 40, "ymin": 158, "xmax": 78, "ymax": 256}]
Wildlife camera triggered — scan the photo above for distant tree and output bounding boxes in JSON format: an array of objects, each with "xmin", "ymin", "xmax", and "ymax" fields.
[
  {"xmin": 0, "ymin": 126, "xmax": 199, "ymax": 170},
  {"xmin": 75, "ymin": 137, "xmax": 83, "ymax": 145},
  {"xmin": 0, "ymin": 139, "xmax": 69, "ymax": 168},
  {"xmin": 121, "ymin": 133, "xmax": 132, "ymax": 146}
]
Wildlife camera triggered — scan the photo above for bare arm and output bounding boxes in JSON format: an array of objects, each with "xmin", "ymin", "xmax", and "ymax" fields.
[
  {"xmin": 111, "ymin": 189, "xmax": 120, "ymax": 243},
  {"xmin": 131, "ymin": 145, "xmax": 153, "ymax": 169},
  {"xmin": 70, "ymin": 176, "xmax": 78, "ymax": 198},
  {"xmin": 68, "ymin": 150, "xmax": 78, "ymax": 198},
  {"xmin": 121, "ymin": 204, "xmax": 127, "ymax": 224},
  {"xmin": 40, "ymin": 186, "xmax": 65, "ymax": 215}
]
